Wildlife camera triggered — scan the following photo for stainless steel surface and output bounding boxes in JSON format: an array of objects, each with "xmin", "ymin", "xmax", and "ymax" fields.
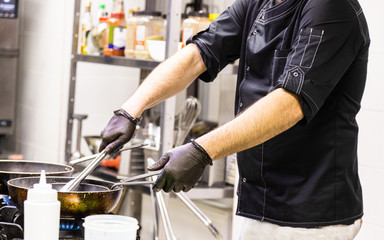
[
  {"xmin": 111, "ymin": 180, "xmax": 155, "ymax": 187},
  {"xmin": 0, "ymin": 20, "xmax": 19, "ymax": 49},
  {"xmin": 84, "ymin": 135, "xmax": 101, "ymax": 154},
  {"xmin": 146, "ymin": 157, "xmax": 176, "ymax": 240},
  {"xmin": 74, "ymin": 53, "xmax": 159, "ymax": 68},
  {"xmin": 60, "ymin": 150, "xmax": 107, "ymax": 192},
  {"xmin": 184, "ymin": 186, "xmax": 234, "ymax": 199},
  {"xmin": 111, "ymin": 170, "xmax": 160, "ymax": 189},
  {"xmin": 156, "ymin": 191, "xmax": 177, "ymax": 240},
  {"xmin": 65, "ymin": 0, "xmax": 81, "ymax": 162},
  {"xmin": 150, "ymin": 186, "xmax": 159, "ymax": 240},
  {"xmin": 175, "ymin": 97, "xmax": 201, "ymax": 146},
  {"xmin": 0, "ymin": 6, "xmax": 19, "ymax": 136},
  {"xmin": 71, "ymin": 114, "xmax": 88, "ymax": 159},
  {"xmin": 68, "ymin": 154, "xmax": 95, "ymax": 166},
  {"xmin": 68, "ymin": 142, "xmax": 147, "ymax": 165},
  {"xmin": 159, "ymin": 0, "xmax": 182, "ymax": 157},
  {"xmin": 117, "ymin": 170, "xmax": 161, "ymax": 183},
  {"xmin": 0, "ymin": 56, "xmax": 17, "ymax": 135}
]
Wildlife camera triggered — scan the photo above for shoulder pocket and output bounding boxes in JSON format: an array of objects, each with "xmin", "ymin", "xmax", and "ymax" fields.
[{"xmin": 289, "ymin": 28, "xmax": 324, "ymax": 68}]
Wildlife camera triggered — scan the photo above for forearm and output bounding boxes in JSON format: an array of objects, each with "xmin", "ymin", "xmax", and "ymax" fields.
[
  {"xmin": 196, "ymin": 88, "xmax": 304, "ymax": 160},
  {"xmin": 121, "ymin": 44, "xmax": 207, "ymax": 118}
]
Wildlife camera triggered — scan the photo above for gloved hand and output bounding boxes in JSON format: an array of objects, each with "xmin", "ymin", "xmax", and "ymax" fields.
[
  {"xmin": 99, "ymin": 109, "xmax": 141, "ymax": 154},
  {"xmin": 147, "ymin": 140, "xmax": 213, "ymax": 192}
]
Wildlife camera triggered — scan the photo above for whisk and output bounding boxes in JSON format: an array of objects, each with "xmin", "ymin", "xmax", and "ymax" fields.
[{"xmin": 175, "ymin": 97, "xmax": 201, "ymax": 147}]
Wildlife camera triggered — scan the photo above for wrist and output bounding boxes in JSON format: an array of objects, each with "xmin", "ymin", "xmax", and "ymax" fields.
[
  {"xmin": 114, "ymin": 108, "xmax": 143, "ymax": 125},
  {"xmin": 121, "ymin": 101, "xmax": 144, "ymax": 119},
  {"xmin": 190, "ymin": 139, "xmax": 213, "ymax": 166}
]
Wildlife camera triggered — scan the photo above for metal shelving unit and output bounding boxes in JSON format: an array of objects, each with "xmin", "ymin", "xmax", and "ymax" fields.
[
  {"xmin": 73, "ymin": 53, "xmax": 160, "ymax": 69},
  {"xmin": 65, "ymin": 0, "xmax": 181, "ymax": 162},
  {"xmin": 65, "ymin": 0, "xmax": 233, "ymax": 197}
]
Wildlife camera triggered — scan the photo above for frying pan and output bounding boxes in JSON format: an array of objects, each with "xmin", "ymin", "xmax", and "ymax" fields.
[
  {"xmin": 0, "ymin": 160, "xmax": 74, "ymax": 194},
  {"xmin": 7, "ymin": 172, "xmax": 159, "ymax": 218},
  {"xmin": 0, "ymin": 143, "xmax": 147, "ymax": 194}
]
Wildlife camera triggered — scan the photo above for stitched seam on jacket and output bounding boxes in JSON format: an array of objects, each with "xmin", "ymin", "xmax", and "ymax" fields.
[
  {"xmin": 257, "ymin": 0, "xmax": 300, "ymax": 25},
  {"xmin": 290, "ymin": 28, "xmax": 324, "ymax": 69},
  {"xmin": 346, "ymin": 0, "xmax": 367, "ymax": 45},
  {"xmin": 261, "ymin": 144, "xmax": 267, "ymax": 221},
  {"xmin": 301, "ymin": 89, "xmax": 319, "ymax": 110},
  {"xmin": 237, "ymin": 211, "xmax": 363, "ymax": 226},
  {"xmin": 299, "ymin": 29, "xmax": 324, "ymax": 68}
]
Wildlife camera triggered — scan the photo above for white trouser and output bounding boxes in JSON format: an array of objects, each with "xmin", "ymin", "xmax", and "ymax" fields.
[{"xmin": 237, "ymin": 216, "xmax": 362, "ymax": 240}]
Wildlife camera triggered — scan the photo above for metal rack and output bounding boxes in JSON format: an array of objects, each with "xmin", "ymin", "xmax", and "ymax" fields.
[
  {"xmin": 65, "ymin": 0, "xmax": 233, "ymax": 197},
  {"xmin": 65, "ymin": 0, "xmax": 181, "ymax": 162}
]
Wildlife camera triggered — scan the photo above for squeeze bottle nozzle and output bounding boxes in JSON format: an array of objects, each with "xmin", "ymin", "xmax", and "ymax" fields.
[{"xmin": 27, "ymin": 170, "xmax": 57, "ymax": 202}]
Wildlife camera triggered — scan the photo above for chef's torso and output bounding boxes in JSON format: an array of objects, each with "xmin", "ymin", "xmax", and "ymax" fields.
[{"xmin": 189, "ymin": 0, "xmax": 369, "ymax": 227}]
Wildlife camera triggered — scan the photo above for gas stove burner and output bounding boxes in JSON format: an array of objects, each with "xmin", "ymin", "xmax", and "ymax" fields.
[
  {"xmin": 0, "ymin": 196, "xmax": 14, "ymax": 208},
  {"xmin": 59, "ymin": 218, "xmax": 84, "ymax": 239}
]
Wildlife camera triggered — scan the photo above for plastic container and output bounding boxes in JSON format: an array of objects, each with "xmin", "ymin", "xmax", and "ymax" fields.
[
  {"xmin": 103, "ymin": 1, "xmax": 126, "ymax": 56},
  {"xmin": 124, "ymin": 10, "xmax": 139, "ymax": 58},
  {"xmin": 83, "ymin": 214, "xmax": 139, "ymax": 240},
  {"xmin": 91, "ymin": 15, "xmax": 109, "ymax": 53},
  {"xmin": 131, "ymin": 11, "xmax": 165, "ymax": 59},
  {"xmin": 24, "ymin": 170, "xmax": 60, "ymax": 240},
  {"xmin": 181, "ymin": 11, "xmax": 211, "ymax": 46}
]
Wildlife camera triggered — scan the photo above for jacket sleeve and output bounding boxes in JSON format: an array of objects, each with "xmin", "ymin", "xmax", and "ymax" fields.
[{"xmin": 277, "ymin": 0, "xmax": 369, "ymax": 123}]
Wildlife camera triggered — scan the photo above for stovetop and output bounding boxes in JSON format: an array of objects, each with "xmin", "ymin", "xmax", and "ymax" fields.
[{"xmin": 0, "ymin": 195, "xmax": 84, "ymax": 240}]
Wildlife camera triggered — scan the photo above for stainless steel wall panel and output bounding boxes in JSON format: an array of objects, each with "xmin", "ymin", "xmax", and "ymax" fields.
[{"xmin": 0, "ymin": 56, "xmax": 17, "ymax": 134}]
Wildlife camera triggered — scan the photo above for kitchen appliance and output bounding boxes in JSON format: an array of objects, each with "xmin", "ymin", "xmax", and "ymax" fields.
[{"xmin": 0, "ymin": 0, "xmax": 19, "ymax": 139}]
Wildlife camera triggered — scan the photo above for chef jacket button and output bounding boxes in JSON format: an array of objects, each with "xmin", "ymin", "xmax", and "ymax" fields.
[
  {"xmin": 253, "ymin": 29, "xmax": 258, "ymax": 35},
  {"xmin": 239, "ymin": 102, "xmax": 243, "ymax": 108},
  {"xmin": 246, "ymin": 66, "xmax": 250, "ymax": 71},
  {"xmin": 293, "ymin": 72, "xmax": 299, "ymax": 77},
  {"xmin": 242, "ymin": 178, "xmax": 247, "ymax": 182}
]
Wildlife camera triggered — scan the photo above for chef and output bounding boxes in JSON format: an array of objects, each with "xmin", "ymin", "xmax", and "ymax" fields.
[{"xmin": 99, "ymin": 0, "xmax": 370, "ymax": 239}]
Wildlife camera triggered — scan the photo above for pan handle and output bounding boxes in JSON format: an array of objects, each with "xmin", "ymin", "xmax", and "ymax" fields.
[
  {"xmin": 111, "ymin": 181, "xmax": 155, "ymax": 189},
  {"xmin": 110, "ymin": 170, "xmax": 161, "ymax": 189},
  {"xmin": 121, "ymin": 170, "xmax": 161, "ymax": 183}
]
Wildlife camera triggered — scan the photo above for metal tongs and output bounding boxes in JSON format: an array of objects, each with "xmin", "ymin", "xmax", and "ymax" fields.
[
  {"xmin": 145, "ymin": 158, "xmax": 222, "ymax": 240},
  {"xmin": 111, "ymin": 170, "xmax": 161, "ymax": 189},
  {"xmin": 60, "ymin": 142, "xmax": 147, "ymax": 192}
]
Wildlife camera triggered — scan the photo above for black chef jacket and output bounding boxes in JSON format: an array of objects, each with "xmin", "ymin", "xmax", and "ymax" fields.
[{"xmin": 187, "ymin": 0, "xmax": 370, "ymax": 227}]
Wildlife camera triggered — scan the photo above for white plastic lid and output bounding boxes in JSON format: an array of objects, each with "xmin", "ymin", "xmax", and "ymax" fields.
[
  {"xmin": 27, "ymin": 170, "xmax": 58, "ymax": 202},
  {"xmin": 83, "ymin": 215, "xmax": 139, "ymax": 232}
]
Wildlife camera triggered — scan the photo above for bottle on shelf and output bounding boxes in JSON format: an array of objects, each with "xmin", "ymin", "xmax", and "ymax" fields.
[
  {"xmin": 96, "ymin": 2, "xmax": 108, "ymax": 20},
  {"xmin": 103, "ymin": 0, "xmax": 127, "ymax": 56},
  {"xmin": 80, "ymin": 0, "xmax": 92, "ymax": 54},
  {"xmin": 91, "ymin": 3, "xmax": 109, "ymax": 54}
]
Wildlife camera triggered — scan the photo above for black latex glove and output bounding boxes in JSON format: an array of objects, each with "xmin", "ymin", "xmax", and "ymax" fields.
[
  {"xmin": 147, "ymin": 140, "xmax": 213, "ymax": 192},
  {"xmin": 99, "ymin": 109, "xmax": 140, "ymax": 154}
]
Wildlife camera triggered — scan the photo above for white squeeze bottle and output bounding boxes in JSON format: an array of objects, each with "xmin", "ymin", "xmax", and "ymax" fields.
[{"xmin": 24, "ymin": 170, "xmax": 60, "ymax": 240}]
